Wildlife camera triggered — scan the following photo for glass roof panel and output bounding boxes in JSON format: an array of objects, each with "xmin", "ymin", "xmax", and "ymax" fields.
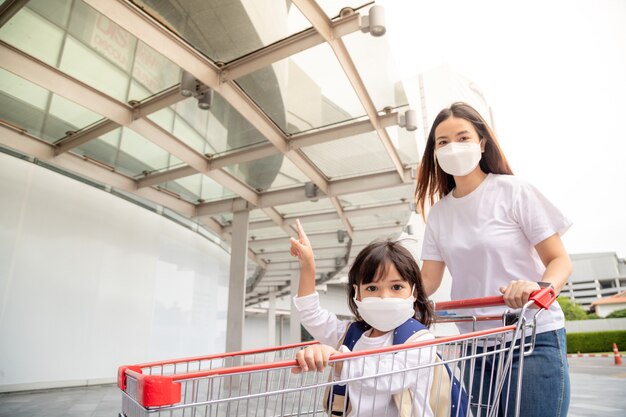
[
  {"xmin": 340, "ymin": 184, "xmax": 414, "ymax": 207},
  {"xmin": 158, "ymin": 173, "xmax": 203, "ymax": 203},
  {"xmin": 156, "ymin": 173, "xmax": 235, "ymax": 204},
  {"xmin": 74, "ymin": 130, "xmax": 122, "ymax": 170},
  {"xmin": 349, "ymin": 211, "xmax": 411, "ymax": 229},
  {"xmin": 198, "ymin": 174, "xmax": 237, "ymax": 202},
  {"xmin": 130, "ymin": 0, "xmax": 311, "ymax": 63},
  {"xmin": 249, "ymin": 225, "xmax": 286, "ymax": 241},
  {"xmin": 223, "ymin": 154, "xmax": 311, "ymax": 192},
  {"xmin": 302, "ymin": 131, "xmax": 394, "ymax": 179},
  {"xmin": 73, "ymin": 126, "xmax": 184, "ymax": 177},
  {"xmin": 0, "ymin": 0, "xmax": 179, "ymax": 103},
  {"xmin": 0, "ymin": 5, "xmax": 64, "ymax": 66},
  {"xmin": 147, "ymin": 92, "xmax": 270, "ymax": 156},
  {"xmin": 386, "ymin": 121, "xmax": 420, "ymax": 166},
  {"xmin": 221, "ymin": 209, "xmax": 271, "ymax": 225},
  {"xmin": 0, "ymin": 69, "xmax": 103, "ymax": 144},
  {"xmin": 343, "ymin": 30, "xmax": 410, "ymax": 112},
  {"xmin": 296, "ymin": 218, "xmax": 345, "ymax": 234},
  {"xmin": 236, "ymin": 42, "xmax": 365, "ymax": 134},
  {"xmin": 275, "ymin": 199, "xmax": 336, "ymax": 217},
  {"xmin": 250, "ymin": 209, "xmax": 270, "ymax": 222}
]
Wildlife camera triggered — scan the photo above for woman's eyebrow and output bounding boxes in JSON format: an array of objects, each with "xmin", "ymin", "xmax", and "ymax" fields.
[{"xmin": 436, "ymin": 130, "xmax": 470, "ymax": 141}]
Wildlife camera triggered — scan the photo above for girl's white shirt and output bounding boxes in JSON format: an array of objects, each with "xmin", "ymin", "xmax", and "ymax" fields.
[
  {"xmin": 421, "ymin": 173, "xmax": 572, "ymax": 335},
  {"xmin": 294, "ymin": 292, "xmax": 436, "ymax": 417}
]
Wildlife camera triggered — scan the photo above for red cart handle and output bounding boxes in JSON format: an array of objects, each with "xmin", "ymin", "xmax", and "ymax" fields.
[{"xmin": 434, "ymin": 287, "xmax": 556, "ymax": 310}]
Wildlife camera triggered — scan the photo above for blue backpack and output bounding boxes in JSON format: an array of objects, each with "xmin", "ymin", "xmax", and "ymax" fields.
[{"xmin": 325, "ymin": 318, "xmax": 468, "ymax": 417}]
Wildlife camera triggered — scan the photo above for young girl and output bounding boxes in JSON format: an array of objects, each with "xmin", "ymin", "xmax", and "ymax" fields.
[{"xmin": 289, "ymin": 219, "xmax": 439, "ymax": 417}]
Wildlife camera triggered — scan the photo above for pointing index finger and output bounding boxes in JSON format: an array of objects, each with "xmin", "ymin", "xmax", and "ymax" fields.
[{"xmin": 295, "ymin": 219, "xmax": 310, "ymax": 245}]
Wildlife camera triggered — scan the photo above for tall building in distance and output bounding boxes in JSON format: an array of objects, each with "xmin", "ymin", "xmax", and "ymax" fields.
[
  {"xmin": 417, "ymin": 63, "xmax": 494, "ymax": 140},
  {"xmin": 561, "ymin": 252, "xmax": 626, "ymax": 309}
]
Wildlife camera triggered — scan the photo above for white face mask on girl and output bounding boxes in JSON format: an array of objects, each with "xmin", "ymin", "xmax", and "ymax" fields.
[
  {"xmin": 434, "ymin": 142, "xmax": 482, "ymax": 176},
  {"xmin": 354, "ymin": 291, "xmax": 415, "ymax": 332}
]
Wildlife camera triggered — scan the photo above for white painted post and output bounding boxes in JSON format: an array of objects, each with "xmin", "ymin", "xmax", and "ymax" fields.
[
  {"xmin": 268, "ymin": 290, "xmax": 276, "ymax": 346},
  {"xmin": 290, "ymin": 272, "xmax": 301, "ymax": 343},
  {"xmin": 225, "ymin": 209, "xmax": 249, "ymax": 354}
]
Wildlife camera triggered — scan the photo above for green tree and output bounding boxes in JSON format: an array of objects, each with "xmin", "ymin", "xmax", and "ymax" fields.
[
  {"xmin": 606, "ymin": 308, "xmax": 626, "ymax": 318},
  {"xmin": 556, "ymin": 296, "xmax": 588, "ymax": 320}
]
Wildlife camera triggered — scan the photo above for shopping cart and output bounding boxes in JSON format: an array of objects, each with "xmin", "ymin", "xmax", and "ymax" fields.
[{"xmin": 117, "ymin": 288, "xmax": 555, "ymax": 417}]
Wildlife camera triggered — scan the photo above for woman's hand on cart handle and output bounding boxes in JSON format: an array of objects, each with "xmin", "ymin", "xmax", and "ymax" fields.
[
  {"xmin": 292, "ymin": 344, "xmax": 339, "ymax": 374},
  {"xmin": 499, "ymin": 280, "xmax": 556, "ymax": 309}
]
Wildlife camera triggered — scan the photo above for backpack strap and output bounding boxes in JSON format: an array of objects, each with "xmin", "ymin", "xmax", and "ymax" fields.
[
  {"xmin": 391, "ymin": 318, "xmax": 468, "ymax": 417},
  {"xmin": 392, "ymin": 318, "xmax": 428, "ymax": 345},
  {"xmin": 323, "ymin": 321, "xmax": 370, "ymax": 416},
  {"xmin": 392, "ymin": 318, "xmax": 430, "ymax": 417}
]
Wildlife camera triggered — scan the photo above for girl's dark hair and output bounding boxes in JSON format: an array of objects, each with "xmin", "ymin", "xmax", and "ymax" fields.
[
  {"xmin": 347, "ymin": 240, "xmax": 433, "ymax": 327},
  {"xmin": 415, "ymin": 102, "xmax": 514, "ymax": 218}
]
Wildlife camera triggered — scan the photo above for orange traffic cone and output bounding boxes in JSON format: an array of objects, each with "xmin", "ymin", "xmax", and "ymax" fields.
[{"xmin": 613, "ymin": 343, "xmax": 622, "ymax": 365}]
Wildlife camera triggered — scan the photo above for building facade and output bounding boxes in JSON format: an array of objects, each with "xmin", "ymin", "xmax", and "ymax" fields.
[{"xmin": 561, "ymin": 252, "xmax": 626, "ymax": 309}]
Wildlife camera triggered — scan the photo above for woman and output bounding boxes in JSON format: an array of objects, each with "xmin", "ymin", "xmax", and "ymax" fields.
[{"xmin": 415, "ymin": 102, "xmax": 571, "ymax": 417}]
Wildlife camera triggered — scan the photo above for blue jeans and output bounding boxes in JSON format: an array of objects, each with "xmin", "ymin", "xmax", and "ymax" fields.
[{"xmin": 465, "ymin": 328, "xmax": 570, "ymax": 417}]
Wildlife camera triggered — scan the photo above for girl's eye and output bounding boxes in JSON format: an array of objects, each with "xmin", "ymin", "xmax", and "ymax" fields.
[
  {"xmin": 365, "ymin": 286, "xmax": 377, "ymax": 292},
  {"xmin": 436, "ymin": 140, "xmax": 448, "ymax": 147},
  {"xmin": 459, "ymin": 136, "xmax": 470, "ymax": 142},
  {"xmin": 392, "ymin": 284, "xmax": 404, "ymax": 291}
]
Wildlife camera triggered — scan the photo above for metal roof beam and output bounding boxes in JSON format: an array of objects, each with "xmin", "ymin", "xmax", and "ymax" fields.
[
  {"xmin": 223, "ymin": 200, "xmax": 408, "ymax": 233},
  {"xmin": 136, "ymin": 113, "xmax": 400, "ymax": 188},
  {"xmin": 249, "ymin": 224, "xmax": 401, "ymax": 247},
  {"xmin": 261, "ymin": 207, "xmax": 297, "ymax": 239},
  {"xmin": 83, "ymin": 0, "xmax": 333, "ymax": 208},
  {"xmin": 0, "ymin": 124, "xmax": 194, "ymax": 216},
  {"xmin": 222, "ymin": 12, "xmax": 361, "ymax": 81},
  {"xmin": 1, "ymin": 41, "xmax": 132, "ymax": 125},
  {"xmin": 54, "ymin": 84, "xmax": 183, "ymax": 155},
  {"xmin": 54, "ymin": 120, "xmax": 119, "ymax": 155},
  {"xmin": 289, "ymin": 112, "xmax": 399, "ymax": 149},
  {"xmin": 196, "ymin": 168, "xmax": 411, "ymax": 217},
  {"xmin": 0, "ymin": 44, "xmax": 262, "ymax": 208},
  {"xmin": 292, "ymin": 0, "xmax": 406, "ymax": 180},
  {"xmin": 0, "ymin": 0, "xmax": 29, "ymax": 28},
  {"xmin": 137, "ymin": 165, "xmax": 198, "ymax": 188},
  {"xmin": 259, "ymin": 243, "xmax": 367, "ymax": 259}
]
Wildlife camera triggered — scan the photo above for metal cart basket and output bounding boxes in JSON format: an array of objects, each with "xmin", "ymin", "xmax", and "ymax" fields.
[{"xmin": 118, "ymin": 288, "xmax": 555, "ymax": 417}]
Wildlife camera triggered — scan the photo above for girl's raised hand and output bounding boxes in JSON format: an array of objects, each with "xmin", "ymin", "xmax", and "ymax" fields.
[
  {"xmin": 292, "ymin": 344, "xmax": 338, "ymax": 373},
  {"xmin": 290, "ymin": 219, "xmax": 314, "ymax": 268}
]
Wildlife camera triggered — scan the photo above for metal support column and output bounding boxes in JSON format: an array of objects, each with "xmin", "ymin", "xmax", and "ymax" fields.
[
  {"xmin": 268, "ymin": 290, "xmax": 276, "ymax": 346},
  {"xmin": 290, "ymin": 271, "xmax": 301, "ymax": 343},
  {"xmin": 225, "ymin": 209, "xmax": 250, "ymax": 353}
]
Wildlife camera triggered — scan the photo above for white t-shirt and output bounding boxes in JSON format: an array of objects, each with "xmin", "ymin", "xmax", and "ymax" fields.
[
  {"xmin": 293, "ymin": 292, "xmax": 436, "ymax": 417},
  {"xmin": 421, "ymin": 174, "xmax": 572, "ymax": 335}
]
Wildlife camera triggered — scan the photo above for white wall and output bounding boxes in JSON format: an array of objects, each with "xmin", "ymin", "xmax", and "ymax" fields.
[
  {"xmin": 565, "ymin": 318, "xmax": 626, "ymax": 333},
  {"xmin": 0, "ymin": 153, "xmax": 231, "ymax": 392},
  {"xmin": 244, "ymin": 314, "xmax": 291, "ymax": 349},
  {"xmin": 596, "ymin": 303, "xmax": 626, "ymax": 318}
]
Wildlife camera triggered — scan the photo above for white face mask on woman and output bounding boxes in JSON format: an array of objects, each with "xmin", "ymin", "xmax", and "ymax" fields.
[
  {"xmin": 354, "ymin": 291, "xmax": 415, "ymax": 332},
  {"xmin": 435, "ymin": 142, "xmax": 482, "ymax": 176}
]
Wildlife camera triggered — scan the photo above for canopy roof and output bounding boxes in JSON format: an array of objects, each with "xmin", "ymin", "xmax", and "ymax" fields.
[{"xmin": 0, "ymin": 0, "xmax": 423, "ymax": 306}]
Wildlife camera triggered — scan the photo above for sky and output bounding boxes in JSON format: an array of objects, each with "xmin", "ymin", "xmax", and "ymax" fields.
[{"xmin": 379, "ymin": 0, "xmax": 626, "ymax": 258}]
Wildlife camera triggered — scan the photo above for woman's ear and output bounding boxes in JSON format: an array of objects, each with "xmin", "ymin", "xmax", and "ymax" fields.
[{"xmin": 353, "ymin": 284, "xmax": 360, "ymax": 301}]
